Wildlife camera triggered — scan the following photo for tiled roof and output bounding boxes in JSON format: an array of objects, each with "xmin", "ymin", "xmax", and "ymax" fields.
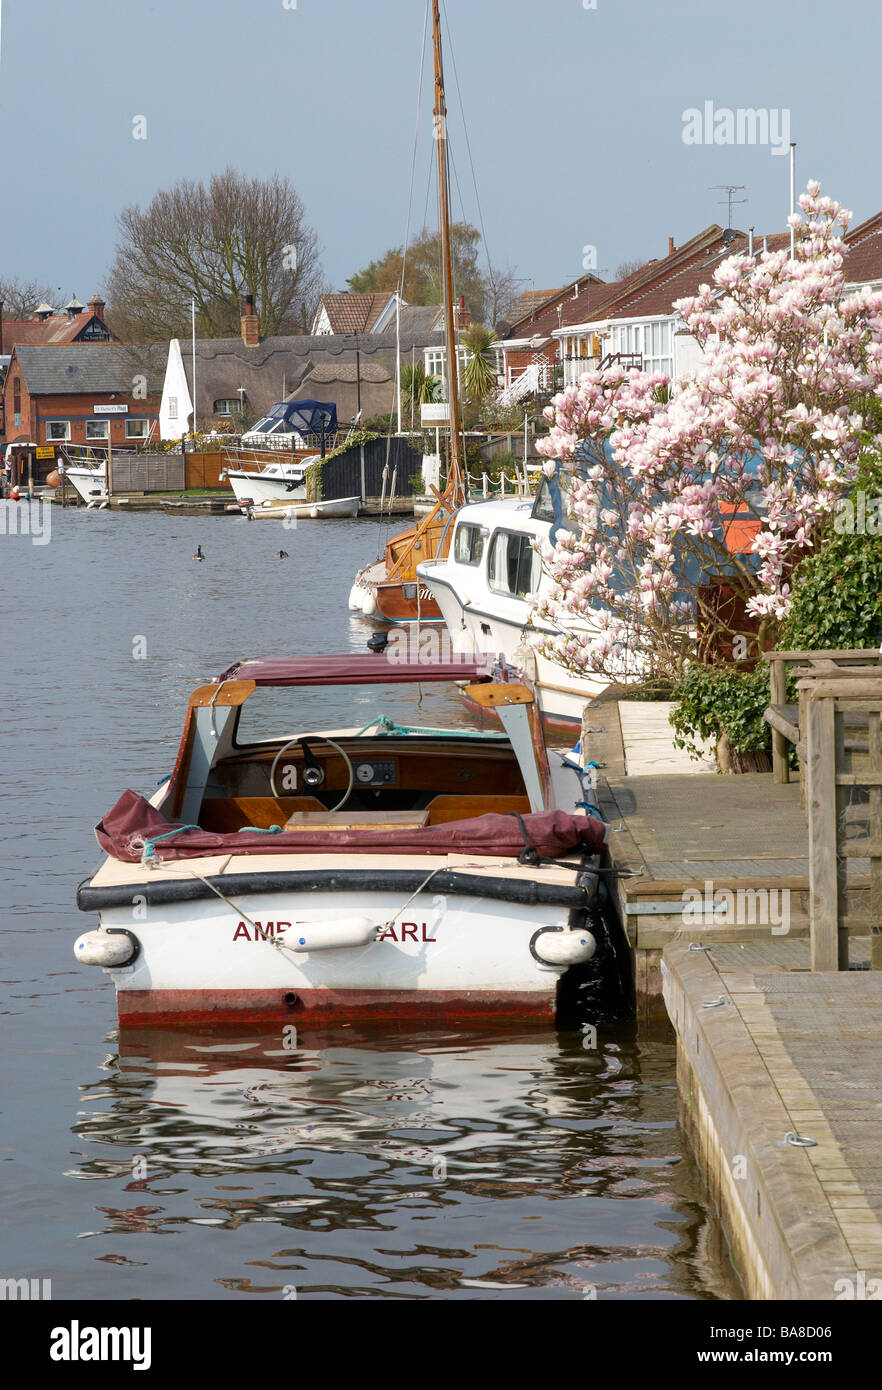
[
  {"xmin": 606, "ymin": 232, "xmax": 790, "ymax": 321},
  {"xmin": 2, "ymin": 312, "xmax": 113, "ymax": 347},
  {"xmin": 386, "ymin": 304, "xmax": 443, "ymax": 334},
  {"xmin": 510, "ymin": 288, "xmax": 567, "ymax": 324},
  {"xmin": 14, "ymin": 343, "xmax": 167, "ymax": 395},
  {"xmin": 843, "ymin": 212, "xmax": 882, "ymax": 285},
  {"xmin": 317, "ymin": 292, "xmax": 394, "ymax": 334}
]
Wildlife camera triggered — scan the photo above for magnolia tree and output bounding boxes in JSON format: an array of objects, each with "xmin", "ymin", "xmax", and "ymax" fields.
[{"xmin": 534, "ymin": 183, "xmax": 882, "ymax": 685}]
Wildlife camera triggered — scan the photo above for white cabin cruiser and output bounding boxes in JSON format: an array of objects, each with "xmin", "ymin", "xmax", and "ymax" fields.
[
  {"xmin": 417, "ymin": 472, "xmax": 627, "ymax": 727},
  {"xmin": 223, "ymin": 457, "xmax": 315, "ymax": 509},
  {"xmin": 74, "ymin": 654, "xmax": 611, "ymax": 1029},
  {"xmin": 59, "ymin": 459, "xmax": 107, "ymax": 505}
]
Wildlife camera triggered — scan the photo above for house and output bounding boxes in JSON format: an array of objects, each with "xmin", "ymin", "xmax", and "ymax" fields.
[
  {"xmin": 0, "ymin": 294, "xmax": 113, "ymax": 353},
  {"xmin": 311, "ymin": 291, "xmax": 396, "ymax": 335},
  {"xmin": 2, "ymin": 343, "xmax": 166, "ymax": 457},
  {"xmin": 549, "ymin": 212, "xmax": 882, "ymax": 388},
  {"xmin": 158, "ymin": 296, "xmax": 448, "ymax": 439}
]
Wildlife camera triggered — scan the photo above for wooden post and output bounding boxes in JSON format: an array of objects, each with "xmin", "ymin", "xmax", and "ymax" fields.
[
  {"xmin": 770, "ymin": 656, "xmax": 789, "ymax": 784},
  {"xmin": 806, "ymin": 692, "xmax": 846, "ymax": 971}
]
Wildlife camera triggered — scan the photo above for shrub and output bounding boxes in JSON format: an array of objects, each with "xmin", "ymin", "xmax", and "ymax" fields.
[
  {"xmin": 774, "ymin": 447, "xmax": 882, "ymax": 652},
  {"xmin": 669, "ymin": 663, "xmax": 771, "ymax": 761}
]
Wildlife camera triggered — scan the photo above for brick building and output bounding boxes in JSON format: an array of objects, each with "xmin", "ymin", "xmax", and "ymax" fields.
[
  {"xmin": 0, "ymin": 294, "xmax": 113, "ymax": 353},
  {"xmin": 2, "ymin": 344, "xmax": 166, "ymax": 469}
]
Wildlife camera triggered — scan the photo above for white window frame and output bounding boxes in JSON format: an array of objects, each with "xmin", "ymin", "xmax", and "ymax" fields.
[
  {"xmin": 168, "ymin": 397, "xmax": 178, "ymax": 421},
  {"xmin": 125, "ymin": 418, "xmax": 149, "ymax": 439},
  {"xmin": 85, "ymin": 419, "xmax": 109, "ymax": 439},
  {"xmin": 45, "ymin": 420, "xmax": 70, "ymax": 442}
]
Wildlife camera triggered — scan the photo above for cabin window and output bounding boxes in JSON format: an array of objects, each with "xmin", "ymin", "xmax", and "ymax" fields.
[
  {"xmin": 125, "ymin": 418, "xmax": 148, "ymax": 438},
  {"xmin": 454, "ymin": 522, "xmax": 488, "ymax": 565},
  {"xmin": 487, "ymin": 530, "xmax": 540, "ymax": 598},
  {"xmin": 214, "ymin": 398, "xmax": 241, "ymax": 416},
  {"xmin": 46, "ymin": 420, "xmax": 70, "ymax": 442},
  {"xmin": 85, "ymin": 419, "xmax": 109, "ymax": 439}
]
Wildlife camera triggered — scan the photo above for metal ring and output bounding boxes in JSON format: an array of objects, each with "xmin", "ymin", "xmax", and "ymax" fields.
[{"xmin": 785, "ymin": 1131, "xmax": 817, "ymax": 1148}]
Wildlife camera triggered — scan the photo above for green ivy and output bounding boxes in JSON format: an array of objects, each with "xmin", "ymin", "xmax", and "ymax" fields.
[{"xmin": 669, "ymin": 664, "xmax": 771, "ymax": 760}]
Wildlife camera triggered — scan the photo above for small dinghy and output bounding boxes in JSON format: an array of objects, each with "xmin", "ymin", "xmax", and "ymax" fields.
[{"xmin": 75, "ymin": 654, "xmax": 610, "ymax": 1028}]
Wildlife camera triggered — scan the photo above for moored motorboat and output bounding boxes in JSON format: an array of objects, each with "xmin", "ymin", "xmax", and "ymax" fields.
[
  {"xmin": 74, "ymin": 654, "xmax": 611, "ymax": 1028},
  {"xmin": 417, "ymin": 468, "xmax": 642, "ymax": 726},
  {"xmin": 59, "ymin": 460, "xmax": 107, "ymax": 505},
  {"xmin": 223, "ymin": 457, "xmax": 314, "ymax": 509},
  {"xmin": 251, "ymin": 496, "xmax": 360, "ymax": 520}
]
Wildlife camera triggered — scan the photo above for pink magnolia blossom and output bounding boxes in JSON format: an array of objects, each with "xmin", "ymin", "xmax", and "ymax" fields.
[{"xmin": 532, "ymin": 184, "xmax": 882, "ymax": 683}]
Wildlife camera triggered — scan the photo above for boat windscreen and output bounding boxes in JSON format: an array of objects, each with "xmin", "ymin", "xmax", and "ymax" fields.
[{"xmin": 234, "ymin": 681, "xmax": 505, "ymax": 747}]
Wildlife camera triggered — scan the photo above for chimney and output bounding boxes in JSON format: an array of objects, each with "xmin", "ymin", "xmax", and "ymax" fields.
[
  {"xmin": 88, "ymin": 293, "xmax": 106, "ymax": 322},
  {"xmin": 241, "ymin": 292, "xmax": 260, "ymax": 346},
  {"xmin": 668, "ymin": 236, "xmax": 676, "ymax": 255},
  {"xmin": 452, "ymin": 295, "xmax": 470, "ymax": 331}
]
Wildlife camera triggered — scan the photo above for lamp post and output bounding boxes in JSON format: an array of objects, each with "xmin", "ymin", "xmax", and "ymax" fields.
[{"xmin": 191, "ymin": 297, "xmax": 197, "ymax": 441}]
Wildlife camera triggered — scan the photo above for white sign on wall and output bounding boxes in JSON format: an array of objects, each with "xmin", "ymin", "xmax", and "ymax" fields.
[
  {"xmin": 93, "ymin": 404, "xmax": 129, "ymax": 414},
  {"xmin": 421, "ymin": 403, "xmax": 450, "ymax": 424}
]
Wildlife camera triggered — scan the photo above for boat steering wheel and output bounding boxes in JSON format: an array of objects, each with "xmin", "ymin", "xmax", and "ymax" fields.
[{"xmin": 269, "ymin": 736, "xmax": 355, "ymax": 812}]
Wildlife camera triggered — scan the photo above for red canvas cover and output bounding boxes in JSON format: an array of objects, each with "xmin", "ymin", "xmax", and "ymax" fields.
[{"xmin": 95, "ymin": 790, "xmax": 607, "ymax": 864}]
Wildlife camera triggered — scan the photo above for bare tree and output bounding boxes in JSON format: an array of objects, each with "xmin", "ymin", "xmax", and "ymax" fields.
[
  {"xmin": 614, "ymin": 257, "xmax": 650, "ymax": 281},
  {"xmin": 105, "ymin": 169, "xmax": 324, "ymax": 341},
  {"xmin": 0, "ymin": 277, "xmax": 56, "ymax": 318}
]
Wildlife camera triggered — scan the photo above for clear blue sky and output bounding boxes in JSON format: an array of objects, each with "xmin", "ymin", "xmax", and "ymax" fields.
[{"xmin": 1, "ymin": 0, "xmax": 877, "ymax": 307}]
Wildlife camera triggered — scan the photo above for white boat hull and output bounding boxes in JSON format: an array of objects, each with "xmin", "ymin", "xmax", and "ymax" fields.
[
  {"xmin": 251, "ymin": 496, "xmax": 360, "ymax": 521},
  {"xmin": 420, "ymin": 572, "xmax": 605, "ymax": 725},
  {"xmin": 227, "ymin": 471, "xmax": 306, "ymax": 507},
  {"xmin": 62, "ymin": 465, "xmax": 107, "ymax": 504},
  {"xmin": 93, "ymin": 886, "xmax": 583, "ymax": 1025}
]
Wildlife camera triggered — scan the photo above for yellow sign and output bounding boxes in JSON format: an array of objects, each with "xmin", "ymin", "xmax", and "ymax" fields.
[{"xmin": 35, "ymin": 446, "xmax": 56, "ymax": 459}]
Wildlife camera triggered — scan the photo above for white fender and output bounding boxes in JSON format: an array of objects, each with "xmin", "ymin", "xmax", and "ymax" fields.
[
  {"xmin": 360, "ymin": 589, "xmax": 378, "ymax": 616},
  {"xmin": 532, "ymin": 927, "xmax": 596, "ymax": 967},
  {"xmin": 75, "ymin": 929, "xmax": 139, "ymax": 967},
  {"xmin": 290, "ymin": 917, "xmax": 378, "ymax": 952},
  {"xmin": 347, "ymin": 583, "xmax": 363, "ymax": 610}
]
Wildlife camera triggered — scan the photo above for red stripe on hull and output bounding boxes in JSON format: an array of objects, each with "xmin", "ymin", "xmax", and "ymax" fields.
[{"xmin": 117, "ymin": 988, "xmax": 556, "ymax": 1028}]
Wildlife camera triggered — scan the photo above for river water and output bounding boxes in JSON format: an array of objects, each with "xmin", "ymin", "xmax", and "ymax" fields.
[{"xmin": 0, "ymin": 505, "xmax": 741, "ymax": 1300}]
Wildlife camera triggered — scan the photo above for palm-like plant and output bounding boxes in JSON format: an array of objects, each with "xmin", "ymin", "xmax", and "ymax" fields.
[
  {"xmin": 400, "ymin": 362, "xmax": 442, "ymax": 429},
  {"xmin": 462, "ymin": 324, "xmax": 499, "ymax": 401}
]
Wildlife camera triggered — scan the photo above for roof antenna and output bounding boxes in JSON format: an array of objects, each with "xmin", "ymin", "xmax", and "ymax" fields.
[{"xmin": 711, "ymin": 184, "xmax": 749, "ymax": 240}]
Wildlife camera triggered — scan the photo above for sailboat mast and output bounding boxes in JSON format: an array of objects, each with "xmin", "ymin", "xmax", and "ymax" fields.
[{"xmin": 432, "ymin": 0, "xmax": 466, "ymax": 504}]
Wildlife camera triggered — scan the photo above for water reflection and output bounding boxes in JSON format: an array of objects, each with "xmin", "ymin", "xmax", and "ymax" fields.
[{"xmin": 69, "ymin": 1024, "xmax": 742, "ymax": 1300}]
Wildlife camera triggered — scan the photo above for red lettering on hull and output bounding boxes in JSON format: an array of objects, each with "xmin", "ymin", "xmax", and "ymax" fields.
[
  {"xmin": 233, "ymin": 921, "xmax": 291, "ymax": 941},
  {"xmin": 375, "ymin": 922, "xmax": 437, "ymax": 943}
]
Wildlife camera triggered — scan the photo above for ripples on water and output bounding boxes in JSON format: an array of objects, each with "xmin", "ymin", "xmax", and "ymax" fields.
[{"xmin": 0, "ymin": 508, "xmax": 741, "ymax": 1299}]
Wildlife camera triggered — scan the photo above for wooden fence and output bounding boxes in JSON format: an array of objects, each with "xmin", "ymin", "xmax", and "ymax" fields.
[
  {"xmin": 801, "ymin": 670, "xmax": 882, "ymax": 971},
  {"xmin": 110, "ymin": 454, "xmax": 184, "ymax": 493}
]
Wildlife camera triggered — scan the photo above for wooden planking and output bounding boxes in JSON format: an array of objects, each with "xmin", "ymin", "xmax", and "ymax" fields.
[
  {"xmin": 664, "ymin": 939, "xmax": 882, "ymax": 1299},
  {"xmin": 618, "ymin": 700, "xmax": 717, "ymax": 776}
]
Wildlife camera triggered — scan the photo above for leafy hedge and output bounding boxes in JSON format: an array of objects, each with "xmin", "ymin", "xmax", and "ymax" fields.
[
  {"xmin": 778, "ymin": 532, "xmax": 882, "ymax": 652},
  {"xmin": 669, "ymin": 664, "xmax": 771, "ymax": 761}
]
